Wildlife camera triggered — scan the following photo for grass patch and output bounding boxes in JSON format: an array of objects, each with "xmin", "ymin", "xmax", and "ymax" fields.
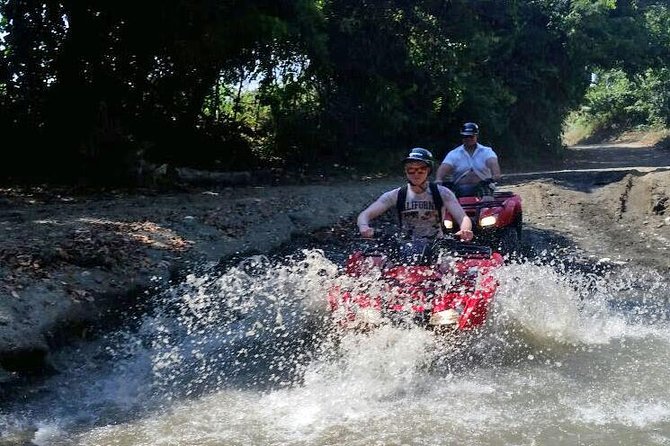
[
  {"xmin": 563, "ymin": 110, "xmax": 670, "ymax": 147},
  {"xmin": 562, "ymin": 120, "xmax": 595, "ymax": 146}
]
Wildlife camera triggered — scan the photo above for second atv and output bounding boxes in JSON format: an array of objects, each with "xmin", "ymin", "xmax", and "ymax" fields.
[{"xmin": 443, "ymin": 186, "xmax": 522, "ymax": 256}]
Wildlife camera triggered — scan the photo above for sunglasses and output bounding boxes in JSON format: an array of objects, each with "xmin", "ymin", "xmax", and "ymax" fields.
[
  {"xmin": 405, "ymin": 167, "xmax": 428, "ymax": 174},
  {"xmin": 462, "ymin": 135, "xmax": 476, "ymax": 139}
]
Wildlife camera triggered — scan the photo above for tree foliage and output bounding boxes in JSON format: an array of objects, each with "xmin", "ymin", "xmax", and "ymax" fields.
[
  {"xmin": 570, "ymin": 2, "xmax": 670, "ymax": 137},
  {"xmin": 0, "ymin": 0, "xmax": 668, "ymax": 184}
]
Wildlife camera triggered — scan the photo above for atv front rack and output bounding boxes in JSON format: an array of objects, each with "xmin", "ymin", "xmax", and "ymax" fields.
[
  {"xmin": 433, "ymin": 239, "xmax": 492, "ymax": 259},
  {"xmin": 358, "ymin": 237, "xmax": 493, "ymax": 265}
]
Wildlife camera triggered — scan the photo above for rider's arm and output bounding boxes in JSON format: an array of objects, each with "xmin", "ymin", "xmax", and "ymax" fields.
[
  {"xmin": 441, "ymin": 188, "xmax": 473, "ymax": 241},
  {"xmin": 451, "ymin": 205, "xmax": 473, "ymax": 239},
  {"xmin": 486, "ymin": 156, "xmax": 501, "ymax": 181},
  {"xmin": 357, "ymin": 193, "xmax": 394, "ymax": 237},
  {"xmin": 436, "ymin": 162, "xmax": 454, "ymax": 184}
]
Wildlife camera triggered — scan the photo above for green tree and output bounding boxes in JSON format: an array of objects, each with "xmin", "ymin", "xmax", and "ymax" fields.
[
  {"xmin": 567, "ymin": 1, "xmax": 670, "ymax": 139},
  {"xmin": 1, "ymin": 0, "xmax": 668, "ymax": 183},
  {"xmin": 0, "ymin": 0, "xmax": 323, "ymax": 182}
]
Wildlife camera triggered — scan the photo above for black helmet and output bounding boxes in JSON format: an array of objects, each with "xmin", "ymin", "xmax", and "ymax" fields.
[
  {"xmin": 402, "ymin": 147, "xmax": 434, "ymax": 170},
  {"xmin": 460, "ymin": 122, "xmax": 479, "ymax": 136}
]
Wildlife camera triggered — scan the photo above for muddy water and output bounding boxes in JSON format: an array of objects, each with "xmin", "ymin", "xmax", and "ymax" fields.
[{"xmin": 1, "ymin": 249, "xmax": 669, "ymax": 446}]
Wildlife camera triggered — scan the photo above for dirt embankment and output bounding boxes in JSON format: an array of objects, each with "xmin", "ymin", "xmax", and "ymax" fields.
[
  {"xmin": 507, "ymin": 134, "xmax": 670, "ymax": 270},
  {"xmin": 1, "ymin": 134, "xmax": 669, "ymax": 383},
  {"xmin": 0, "ymin": 180, "xmax": 403, "ymax": 379}
]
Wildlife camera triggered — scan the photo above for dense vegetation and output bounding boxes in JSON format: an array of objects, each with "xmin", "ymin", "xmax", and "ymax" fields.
[{"xmin": 1, "ymin": 0, "xmax": 668, "ymax": 185}]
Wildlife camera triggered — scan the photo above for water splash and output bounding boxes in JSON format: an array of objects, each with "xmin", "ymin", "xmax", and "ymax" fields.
[
  {"xmin": 492, "ymin": 256, "xmax": 670, "ymax": 346},
  {"xmin": 2, "ymin": 248, "xmax": 670, "ymax": 445}
]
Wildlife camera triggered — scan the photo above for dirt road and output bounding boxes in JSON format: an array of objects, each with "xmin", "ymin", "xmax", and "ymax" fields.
[{"xmin": 508, "ymin": 141, "xmax": 670, "ymax": 271}]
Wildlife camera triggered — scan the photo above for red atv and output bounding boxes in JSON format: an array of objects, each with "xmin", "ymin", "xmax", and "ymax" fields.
[
  {"xmin": 327, "ymin": 237, "xmax": 503, "ymax": 334},
  {"xmin": 443, "ymin": 186, "xmax": 522, "ymax": 256}
]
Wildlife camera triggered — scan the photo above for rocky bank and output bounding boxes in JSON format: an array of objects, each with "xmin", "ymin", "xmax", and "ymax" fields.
[{"xmin": 0, "ymin": 179, "xmax": 402, "ymax": 381}]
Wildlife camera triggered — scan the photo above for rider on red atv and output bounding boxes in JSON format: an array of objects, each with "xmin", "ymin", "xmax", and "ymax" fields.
[
  {"xmin": 334, "ymin": 147, "xmax": 502, "ymax": 332},
  {"xmin": 357, "ymin": 147, "xmax": 473, "ymax": 242},
  {"xmin": 436, "ymin": 122, "xmax": 502, "ymax": 198},
  {"xmin": 436, "ymin": 123, "xmax": 522, "ymax": 255}
]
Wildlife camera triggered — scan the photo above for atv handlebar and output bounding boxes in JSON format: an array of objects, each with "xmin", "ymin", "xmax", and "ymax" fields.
[
  {"xmin": 441, "ymin": 179, "xmax": 498, "ymax": 197},
  {"xmin": 354, "ymin": 235, "xmax": 492, "ymax": 265}
]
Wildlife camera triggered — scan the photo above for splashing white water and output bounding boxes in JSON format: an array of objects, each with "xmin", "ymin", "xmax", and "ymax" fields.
[
  {"xmin": 492, "ymin": 258, "xmax": 670, "ymax": 347},
  {"xmin": 492, "ymin": 261, "xmax": 619, "ymax": 346},
  {"xmin": 2, "ymin": 249, "xmax": 670, "ymax": 446}
]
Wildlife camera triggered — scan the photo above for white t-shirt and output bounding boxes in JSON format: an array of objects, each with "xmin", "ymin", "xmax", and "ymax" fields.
[
  {"xmin": 375, "ymin": 184, "xmax": 457, "ymax": 238},
  {"xmin": 442, "ymin": 143, "xmax": 497, "ymax": 183}
]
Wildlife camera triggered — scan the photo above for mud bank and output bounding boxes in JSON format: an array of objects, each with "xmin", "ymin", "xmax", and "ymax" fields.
[{"xmin": 0, "ymin": 180, "xmax": 400, "ymax": 382}]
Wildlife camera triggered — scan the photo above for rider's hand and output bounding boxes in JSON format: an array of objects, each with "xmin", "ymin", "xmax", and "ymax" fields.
[
  {"xmin": 455, "ymin": 228, "xmax": 473, "ymax": 242},
  {"xmin": 359, "ymin": 226, "xmax": 375, "ymax": 238},
  {"xmin": 480, "ymin": 178, "xmax": 496, "ymax": 195}
]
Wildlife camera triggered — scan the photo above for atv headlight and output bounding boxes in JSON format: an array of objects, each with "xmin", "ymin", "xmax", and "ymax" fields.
[
  {"xmin": 443, "ymin": 219, "xmax": 454, "ymax": 229},
  {"xmin": 480, "ymin": 215, "xmax": 497, "ymax": 227},
  {"xmin": 479, "ymin": 206, "xmax": 504, "ymax": 228},
  {"xmin": 429, "ymin": 309, "xmax": 459, "ymax": 326}
]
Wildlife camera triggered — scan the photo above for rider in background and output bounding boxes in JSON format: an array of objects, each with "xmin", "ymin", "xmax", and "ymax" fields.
[
  {"xmin": 357, "ymin": 148, "xmax": 473, "ymax": 242},
  {"xmin": 436, "ymin": 122, "xmax": 501, "ymax": 198}
]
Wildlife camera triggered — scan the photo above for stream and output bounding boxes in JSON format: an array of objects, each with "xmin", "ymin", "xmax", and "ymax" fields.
[{"xmin": 1, "ymin": 239, "xmax": 670, "ymax": 446}]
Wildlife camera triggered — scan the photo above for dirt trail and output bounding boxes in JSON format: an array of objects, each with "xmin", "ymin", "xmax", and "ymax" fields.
[
  {"xmin": 1, "ymin": 137, "xmax": 669, "ymax": 382},
  {"xmin": 508, "ymin": 141, "xmax": 670, "ymax": 271}
]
